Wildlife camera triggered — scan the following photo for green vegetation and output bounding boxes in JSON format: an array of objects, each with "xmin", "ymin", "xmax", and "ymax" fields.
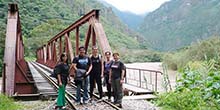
[
  {"xmin": 157, "ymin": 60, "xmax": 220, "ymax": 110},
  {"xmin": 0, "ymin": 0, "xmax": 149, "ymax": 76},
  {"xmin": 0, "ymin": 94, "xmax": 23, "ymax": 110},
  {"xmin": 163, "ymin": 37, "xmax": 220, "ymax": 70},
  {"xmin": 120, "ymin": 49, "xmax": 161, "ymax": 63},
  {"xmin": 139, "ymin": 0, "xmax": 220, "ymax": 51},
  {"xmin": 156, "ymin": 37, "xmax": 220, "ymax": 110}
]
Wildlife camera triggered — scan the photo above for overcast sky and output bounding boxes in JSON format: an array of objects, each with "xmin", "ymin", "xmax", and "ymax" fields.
[{"xmin": 101, "ymin": 0, "xmax": 170, "ymax": 15}]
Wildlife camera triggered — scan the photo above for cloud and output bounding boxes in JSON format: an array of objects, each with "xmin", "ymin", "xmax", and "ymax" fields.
[{"xmin": 102, "ymin": 0, "xmax": 170, "ymax": 15}]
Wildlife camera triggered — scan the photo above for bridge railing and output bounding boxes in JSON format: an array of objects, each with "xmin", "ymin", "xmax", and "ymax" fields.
[{"xmin": 125, "ymin": 67, "xmax": 163, "ymax": 93}]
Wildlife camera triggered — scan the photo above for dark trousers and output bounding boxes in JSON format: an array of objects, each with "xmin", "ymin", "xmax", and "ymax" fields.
[
  {"xmin": 89, "ymin": 72, "xmax": 103, "ymax": 99},
  {"xmin": 105, "ymin": 75, "xmax": 111, "ymax": 99},
  {"xmin": 112, "ymin": 78, "xmax": 123, "ymax": 104}
]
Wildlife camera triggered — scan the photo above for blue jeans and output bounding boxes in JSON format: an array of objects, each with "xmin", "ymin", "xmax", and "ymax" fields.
[{"xmin": 76, "ymin": 77, "xmax": 89, "ymax": 103}]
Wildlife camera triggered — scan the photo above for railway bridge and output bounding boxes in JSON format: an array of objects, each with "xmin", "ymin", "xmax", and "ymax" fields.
[{"xmin": 1, "ymin": 3, "xmax": 165, "ymax": 109}]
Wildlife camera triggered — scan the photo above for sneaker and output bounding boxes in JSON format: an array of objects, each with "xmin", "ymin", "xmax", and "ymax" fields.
[
  {"xmin": 115, "ymin": 104, "xmax": 122, "ymax": 108},
  {"xmin": 52, "ymin": 106, "xmax": 59, "ymax": 110},
  {"xmin": 75, "ymin": 102, "xmax": 81, "ymax": 105},
  {"xmin": 107, "ymin": 98, "xmax": 111, "ymax": 102},
  {"xmin": 83, "ymin": 100, "xmax": 90, "ymax": 104},
  {"xmin": 61, "ymin": 106, "xmax": 66, "ymax": 109}
]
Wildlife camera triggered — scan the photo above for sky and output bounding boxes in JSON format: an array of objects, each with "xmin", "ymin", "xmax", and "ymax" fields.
[{"xmin": 102, "ymin": 0, "xmax": 170, "ymax": 15}]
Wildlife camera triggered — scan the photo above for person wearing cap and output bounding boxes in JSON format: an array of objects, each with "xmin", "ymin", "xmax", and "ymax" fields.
[
  {"xmin": 109, "ymin": 52, "xmax": 125, "ymax": 108},
  {"xmin": 72, "ymin": 46, "xmax": 92, "ymax": 104},
  {"xmin": 89, "ymin": 46, "xmax": 104, "ymax": 99},
  {"xmin": 103, "ymin": 51, "xmax": 113, "ymax": 101}
]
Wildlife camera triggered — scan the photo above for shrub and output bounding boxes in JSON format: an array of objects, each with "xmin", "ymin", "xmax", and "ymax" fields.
[
  {"xmin": 156, "ymin": 89, "xmax": 208, "ymax": 110},
  {"xmin": 163, "ymin": 37, "xmax": 220, "ymax": 70},
  {"xmin": 156, "ymin": 59, "xmax": 220, "ymax": 110}
]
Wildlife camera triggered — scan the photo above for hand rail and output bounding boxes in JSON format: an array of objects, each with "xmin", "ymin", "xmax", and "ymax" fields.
[{"xmin": 125, "ymin": 67, "xmax": 163, "ymax": 93}]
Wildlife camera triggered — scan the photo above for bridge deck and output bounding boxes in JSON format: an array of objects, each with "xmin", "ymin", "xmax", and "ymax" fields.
[
  {"xmin": 123, "ymin": 84, "xmax": 154, "ymax": 95},
  {"xmin": 33, "ymin": 62, "xmax": 77, "ymax": 95},
  {"xmin": 123, "ymin": 94, "xmax": 156, "ymax": 100},
  {"xmin": 28, "ymin": 62, "xmax": 57, "ymax": 97}
]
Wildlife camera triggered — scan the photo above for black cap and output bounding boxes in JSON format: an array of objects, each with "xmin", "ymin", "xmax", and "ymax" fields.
[{"xmin": 79, "ymin": 46, "xmax": 85, "ymax": 50}]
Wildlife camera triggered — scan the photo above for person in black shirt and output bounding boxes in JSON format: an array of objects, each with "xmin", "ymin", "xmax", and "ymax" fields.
[
  {"xmin": 89, "ymin": 46, "xmax": 104, "ymax": 99},
  {"xmin": 104, "ymin": 51, "xmax": 113, "ymax": 101},
  {"xmin": 56, "ymin": 53, "xmax": 70, "ymax": 109},
  {"xmin": 72, "ymin": 46, "xmax": 92, "ymax": 104},
  {"xmin": 109, "ymin": 52, "xmax": 125, "ymax": 108}
]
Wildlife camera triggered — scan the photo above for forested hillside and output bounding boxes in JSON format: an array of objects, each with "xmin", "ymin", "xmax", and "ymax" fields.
[
  {"xmin": 0, "ymin": 0, "xmax": 151, "ymax": 75},
  {"xmin": 139, "ymin": 0, "xmax": 220, "ymax": 51}
]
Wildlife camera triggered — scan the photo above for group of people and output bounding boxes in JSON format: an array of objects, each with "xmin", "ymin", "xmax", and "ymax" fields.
[{"xmin": 54, "ymin": 46, "xmax": 126, "ymax": 109}]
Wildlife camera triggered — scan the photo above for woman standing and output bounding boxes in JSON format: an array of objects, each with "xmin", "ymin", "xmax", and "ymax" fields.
[
  {"xmin": 55, "ymin": 53, "xmax": 70, "ymax": 109},
  {"xmin": 104, "ymin": 51, "xmax": 113, "ymax": 101}
]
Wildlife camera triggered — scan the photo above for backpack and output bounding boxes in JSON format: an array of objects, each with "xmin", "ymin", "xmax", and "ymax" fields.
[
  {"xmin": 50, "ymin": 64, "xmax": 60, "ymax": 79},
  {"xmin": 74, "ymin": 69, "xmax": 87, "ymax": 81}
]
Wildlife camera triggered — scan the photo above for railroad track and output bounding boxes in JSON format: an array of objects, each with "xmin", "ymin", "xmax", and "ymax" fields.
[{"xmin": 30, "ymin": 62, "xmax": 121, "ymax": 110}]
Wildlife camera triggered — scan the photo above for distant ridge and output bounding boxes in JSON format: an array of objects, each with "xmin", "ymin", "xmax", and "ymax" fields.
[{"xmin": 138, "ymin": 0, "xmax": 220, "ymax": 51}]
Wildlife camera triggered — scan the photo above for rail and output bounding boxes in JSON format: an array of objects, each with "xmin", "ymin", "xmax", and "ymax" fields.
[
  {"xmin": 31, "ymin": 62, "xmax": 77, "ymax": 109},
  {"xmin": 125, "ymin": 67, "xmax": 163, "ymax": 93},
  {"xmin": 32, "ymin": 62, "xmax": 121, "ymax": 110}
]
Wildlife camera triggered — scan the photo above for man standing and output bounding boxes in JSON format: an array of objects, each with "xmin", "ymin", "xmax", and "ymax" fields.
[
  {"xmin": 72, "ymin": 46, "xmax": 92, "ymax": 104},
  {"xmin": 89, "ymin": 46, "xmax": 104, "ymax": 99},
  {"xmin": 109, "ymin": 52, "xmax": 125, "ymax": 108}
]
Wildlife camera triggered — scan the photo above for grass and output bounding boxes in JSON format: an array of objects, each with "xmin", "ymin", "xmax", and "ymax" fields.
[{"xmin": 0, "ymin": 94, "xmax": 23, "ymax": 110}]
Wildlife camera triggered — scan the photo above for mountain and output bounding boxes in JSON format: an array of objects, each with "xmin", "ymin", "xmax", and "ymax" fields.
[
  {"xmin": 113, "ymin": 10, "xmax": 145, "ymax": 30},
  {"xmin": 98, "ymin": 0, "xmax": 145, "ymax": 30},
  {"xmin": 138, "ymin": 0, "xmax": 220, "ymax": 51},
  {"xmin": 0, "ymin": 0, "xmax": 152, "ymax": 75},
  {"xmin": 0, "ymin": 0, "xmax": 147, "ymax": 56}
]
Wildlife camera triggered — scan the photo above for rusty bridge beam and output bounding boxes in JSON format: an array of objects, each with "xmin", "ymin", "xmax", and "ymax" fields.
[
  {"xmin": 48, "ymin": 10, "xmax": 99, "ymax": 43},
  {"xmin": 3, "ymin": 4, "xmax": 19, "ymax": 96},
  {"xmin": 91, "ymin": 18, "xmax": 112, "ymax": 56},
  {"xmin": 84, "ymin": 25, "xmax": 92, "ymax": 52},
  {"xmin": 65, "ymin": 33, "xmax": 74, "ymax": 61},
  {"xmin": 3, "ymin": 4, "xmax": 35, "ymax": 96},
  {"xmin": 37, "ymin": 8, "xmax": 112, "ymax": 66}
]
